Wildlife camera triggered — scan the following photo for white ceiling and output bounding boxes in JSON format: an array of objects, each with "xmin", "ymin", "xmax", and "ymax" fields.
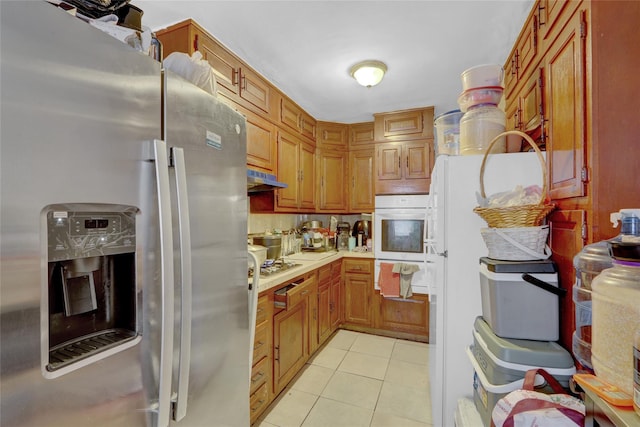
[{"xmin": 134, "ymin": 0, "xmax": 534, "ymax": 123}]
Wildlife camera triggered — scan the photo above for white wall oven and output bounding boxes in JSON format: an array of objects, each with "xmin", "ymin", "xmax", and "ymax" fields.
[
  {"xmin": 374, "ymin": 195, "xmax": 433, "ymax": 295},
  {"xmin": 374, "ymin": 195, "xmax": 428, "ymax": 262}
]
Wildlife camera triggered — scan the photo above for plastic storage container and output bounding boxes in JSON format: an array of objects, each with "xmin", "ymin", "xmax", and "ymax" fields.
[
  {"xmin": 469, "ymin": 317, "xmax": 576, "ymax": 427},
  {"xmin": 459, "ymin": 104, "xmax": 506, "ymax": 155},
  {"xmin": 461, "ymin": 64, "xmax": 504, "ymax": 91},
  {"xmin": 457, "ymin": 86, "xmax": 504, "ymax": 112},
  {"xmin": 479, "ymin": 257, "xmax": 559, "ymax": 341},
  {"xmin": 591, "ymin": 260, "xmax": 640, "ymax": 396},
  {"xmin": 434, "ymin": 109, "xmax": 464, "ymax": 155}
]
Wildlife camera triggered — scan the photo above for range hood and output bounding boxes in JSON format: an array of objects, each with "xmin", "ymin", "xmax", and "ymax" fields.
[{"xmin": 247, "ymin": 169, "xmax": 288, "ymax": 193}]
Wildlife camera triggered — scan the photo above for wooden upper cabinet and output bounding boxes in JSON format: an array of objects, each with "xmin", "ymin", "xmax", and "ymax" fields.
[
  {"xmin": 316, "ymin": 149, "xmax": 348, "ymax": 213},
  {"xmin": 279, "ymin": 96, "xmax": 316, "ymax": 142},
  {"xmin": 299, "ymin": 142, "xmax": 316, "ymax": 210},
  {"xmin": 235, "ymin": 104, "xmax": 277, "ymax": 173},
  {"xmin": 375, "ymin": 140, "xmax": 433, "ymax": 195},
  {"xmin": 194, "ymin": 29, "xmax": 240, "ymax": 96},
  {"xmin": 520, "ymin": 69, "xmax": 544, "ymax": 133},
  {"xmin": 275, "ymin": 131, "xmax": 300, "ymax": 209},
  {"xmin": 507, "ymin": 68, "xmax": 544, "ymax": 135},
  {"xmin": 349, "ymin": 148, "xmax": 375, "ymax": 213},
  {"xmin": 155, "ymin": 19, "xmax": 274, "ymax": 117},
  {"xmin": 238, "ymin": 66, "xmax": 272, "ymax": 115},
  {"xmin": 374, "ymin": 107, "xmax": 434, "ymax": 142},
  {"xmin": 544, "ymin": 9, "xmax": 586, "ymax": 200},
  {"xmin": 538, "ymin": 0, "xmax": 582, "ymax": 51},
  {"xmin": 504, "ymin": 10, "xmax": 539, "ymax": 100},
  {"xmin": 272, "ymin": 129, "xmax": 315, "ymax": 212},
  {"xmin": 317, "ymin": 122, "xmax": 348, "ymax": 151},
  {"xmin": 349, "ymin": 122, "xmax": 375, "ymax": 148}
]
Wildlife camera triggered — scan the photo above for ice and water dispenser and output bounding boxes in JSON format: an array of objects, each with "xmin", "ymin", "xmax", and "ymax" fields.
[{"xmin": 43, "ymin": 204, "xmax": 140, "ymax": 377}]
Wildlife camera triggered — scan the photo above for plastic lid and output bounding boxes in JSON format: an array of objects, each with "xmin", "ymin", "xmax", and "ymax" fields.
[
  {"xmin": 480, "ymin": 257, "xmax": 556, "ymax": 273},
  {"xmin": 435, "ymin": 109, "xmax": 462, "ymax": 119},
  {"xmin": 474, "ymin": 317, "xmax": 575, "ymax": 368}
]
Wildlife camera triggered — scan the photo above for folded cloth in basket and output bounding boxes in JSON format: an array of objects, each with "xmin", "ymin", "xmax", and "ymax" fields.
[
  {"xmin": 378, "ymin": 262, "xmax": 399, "ymax": 297},
  {"xmin": 392, "ymin": 263, "xmax": 420, "ymax": 298}
]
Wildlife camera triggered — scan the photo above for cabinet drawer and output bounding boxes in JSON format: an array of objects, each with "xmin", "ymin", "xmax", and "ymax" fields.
[
  {"xmin": 273, "ymin": 277, "xmax": 313, "ymax": 310},
  {"xmin": 253, "ymin": 322, "xmax": 269, "ymax": 363},
  {"xmin": 344, "ymin": 259, "xmax": 372, "ymax": 274},
  {"xmin": 249, "ymin": 381, "xmax": 269, "ymax": 420},
  {"xmin": 250, "ymin": 356, "xmax": 270, "ymax": 395},
  {"xmin": 255, "ymin": 294, "xmax": 270, "ymax": 326},
  {"xmin": 318, "ymin": 264, "xmax": 331, "ymax": 284}
]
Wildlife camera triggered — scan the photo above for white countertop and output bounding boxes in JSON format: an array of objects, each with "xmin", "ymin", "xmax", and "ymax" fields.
[{"xmin": 251, "ymin": 250, "xmax": 374, "ymax": 293}]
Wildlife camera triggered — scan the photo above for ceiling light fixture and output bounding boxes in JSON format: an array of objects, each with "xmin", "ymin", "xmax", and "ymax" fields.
[{"xmin": 350, "ymin": 60, "xmax": 387, "ymax": 88}]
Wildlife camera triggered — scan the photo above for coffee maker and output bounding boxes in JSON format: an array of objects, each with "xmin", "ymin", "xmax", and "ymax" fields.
[
  {"xmin": 352, "ymin": 220, "xmax": 371, "ymax": 247},
  {"xmin": 336, "ymin": 222, "xmax": 351, "ymax": 251}
]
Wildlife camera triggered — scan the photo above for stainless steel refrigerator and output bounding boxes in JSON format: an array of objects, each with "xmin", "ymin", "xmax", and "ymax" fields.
[{"xmin": 0, "ymin": 2, "xmax": 249, "ymax": 426}]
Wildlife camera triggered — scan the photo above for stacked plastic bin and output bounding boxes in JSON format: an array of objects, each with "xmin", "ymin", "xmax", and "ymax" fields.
[
  {"xmin": 469, "ymin": 257, "xmax": 577, "ymax": 427},
  {"xmin": 457, "ymin": 64, "xmax": 506, "ymax": 156}
]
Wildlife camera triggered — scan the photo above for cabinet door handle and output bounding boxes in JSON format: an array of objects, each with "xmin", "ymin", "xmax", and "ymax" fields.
[
  {"xmin": 231, "ymin": 69, "xmax": 239, "ymax": 86},
  {"xmin": 251, "ymin": 400, "xmax": 265, "ymax": 412},
  {"xmin": 241, "ymin": 75, "xmax": 247, "ymax": 91},
  {"xmin": 251, "ymin": 371, "xmax": 265, "ymax": 384},
  {"xmin": 537, "ymin": 3, "xmax": 546, "ymax": 27}
]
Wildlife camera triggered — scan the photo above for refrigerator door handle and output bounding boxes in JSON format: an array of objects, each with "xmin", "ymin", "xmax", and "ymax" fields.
[
  {"xmin": 153, "ymin": 139, "xmax": 176, "ymax": 427},
  {"xmin": 170, "ymin": 146, "xmax": 192, "ymax": 421}
]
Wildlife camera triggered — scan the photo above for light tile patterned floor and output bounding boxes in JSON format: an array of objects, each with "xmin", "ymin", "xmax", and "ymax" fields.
[{"xmin": 256, "ymin": 330, "xmax": 433, "ymax": 427}]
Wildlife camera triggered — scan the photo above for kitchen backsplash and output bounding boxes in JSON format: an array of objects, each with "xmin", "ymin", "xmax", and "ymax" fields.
[{"xmin": 248, "ymin": 212, "xmax": 372, "ymax": 235}]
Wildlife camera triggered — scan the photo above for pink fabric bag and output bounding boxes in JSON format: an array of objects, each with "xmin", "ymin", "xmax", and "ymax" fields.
[{"xmin": 491, "ymin": 368, "xmax": 585, "ymax": 427}]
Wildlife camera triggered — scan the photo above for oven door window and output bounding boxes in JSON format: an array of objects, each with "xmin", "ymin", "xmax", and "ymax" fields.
[{"xmin": 380, "ymin": 219, "xmax": 424, "ymax": 253}]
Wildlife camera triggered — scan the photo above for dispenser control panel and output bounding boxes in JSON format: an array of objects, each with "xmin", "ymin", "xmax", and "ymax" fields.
[{"xmin": 47, "ymin": 205, "xmax": 137, "ymax": 261}]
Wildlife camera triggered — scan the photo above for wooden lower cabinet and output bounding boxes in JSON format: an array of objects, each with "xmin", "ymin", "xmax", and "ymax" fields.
[
  {"xmin": 317, "ymin": 260, "xmax": 343, "ymax": 347},
  {"xmin": 343, "ymin": 259, "xmax": 374, "ymax": 327},
  {"xmin": 271, "ymin": 272, "xmax": 316, "ymax": 396},
  {"xmin": 273, "ymin": 301, "xmax": 307, "ymax": 395},
  {"xmin": 548, "ymin": 209, "xmax": 586, "ymax": 352},
  {"xmin": 250, "ymin": 294, "xmax": 272, "ymax": 424},
  {"xmin": 317, "ymin": 264, "xmax": 332, "ymax": 345},
  {"xmin": 252, "ymin": 258, "xmax": 431, "ymax": 423},
  {"xmin": 375, "ymin": 293, "xmax": 429, "ymax": 341}
]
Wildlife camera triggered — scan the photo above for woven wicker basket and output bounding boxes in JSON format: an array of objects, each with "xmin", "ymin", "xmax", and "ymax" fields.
[
  {"xmin": 473, "ymin": 130, "xmax": 555, "ymax": 228},
  {"xmin": 481, "ymin": 226, "xmax": 551, "ymax": 261}
]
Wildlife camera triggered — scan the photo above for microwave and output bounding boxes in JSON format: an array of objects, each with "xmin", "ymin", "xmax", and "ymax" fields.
[{"xmin": 374, "ymin": 195, "xmax": 429, "ymax": 262}]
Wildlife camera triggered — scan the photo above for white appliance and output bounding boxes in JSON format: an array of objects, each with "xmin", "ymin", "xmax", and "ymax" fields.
[
  {"xmin": 374, "ymin": 195, "xmax": 433, "ymax": 295},
  {"xmin": 426, "ymin": 152, "xmax": 545, "ymax": 427}
]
